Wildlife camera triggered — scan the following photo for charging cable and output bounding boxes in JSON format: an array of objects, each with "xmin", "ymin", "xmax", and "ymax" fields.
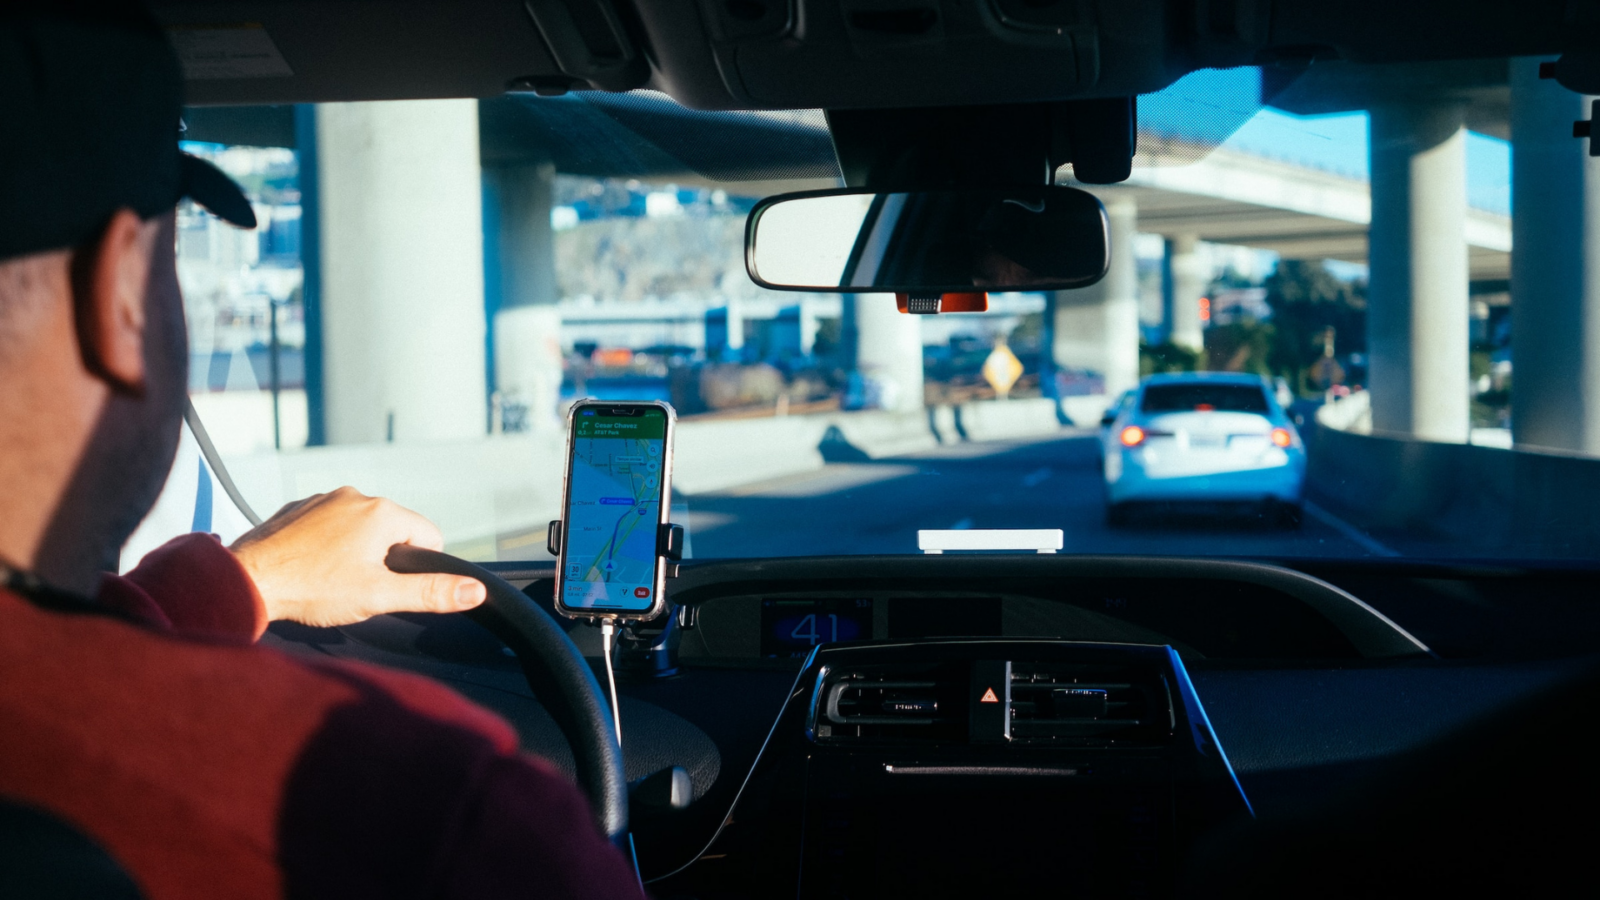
[
  {"xmin": 185, "ymin": 398, "xmax": 262, "ymax": 526},
  {"xmin": 599, "ymin": 618, "xmax": 623, "ymax": 743},
  {"xmin": 599, "ymin": 617, "xmax": 643, "ymax": 887}
]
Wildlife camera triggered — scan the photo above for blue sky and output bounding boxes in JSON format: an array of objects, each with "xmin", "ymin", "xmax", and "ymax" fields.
[{"xmin": 1142, "ymin": 67, "xmax": 1512, "ymax": 215}]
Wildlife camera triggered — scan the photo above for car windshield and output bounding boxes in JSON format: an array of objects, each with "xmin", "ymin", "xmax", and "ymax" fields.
[{"xmin": 123, "ymin": 57, "xmax": 1586, "ymax": 570}]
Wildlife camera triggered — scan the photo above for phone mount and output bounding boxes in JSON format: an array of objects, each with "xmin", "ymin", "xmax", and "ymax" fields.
[
  {"xmin": 615, "ymin": 612, "xmax": 684, "ymax": 679},
  {"xmin": 546, "ymin": 520, "xmax": 684, "ymax": 561},
  {"xmin": 547, "ymin": 518, "xmax": 688, "ymax": 676},
  {"xmin": 547, "ymin": 515, "xmax": 684, "ymax": 669}
]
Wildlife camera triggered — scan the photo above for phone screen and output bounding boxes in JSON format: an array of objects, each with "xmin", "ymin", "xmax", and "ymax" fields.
[{"xmin": 560, "ymin": 405, "xmax": 669, "ymax": 613}]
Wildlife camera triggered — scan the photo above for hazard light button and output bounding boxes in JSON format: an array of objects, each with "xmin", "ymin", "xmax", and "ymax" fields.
[{"xmin": 969, "ymin": 660, "xmax": 1011, "ymax": 743}]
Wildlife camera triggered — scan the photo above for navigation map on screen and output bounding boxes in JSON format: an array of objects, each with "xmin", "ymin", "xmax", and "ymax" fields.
[{"xmin": 562, "ymin": 407, "xmax": 667, "ymax": 612}]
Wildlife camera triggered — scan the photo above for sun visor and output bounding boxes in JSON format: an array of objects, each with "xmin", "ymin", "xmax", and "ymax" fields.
[{"xmin": 482, "ymin": 90, "xmax": 840, "ymax": 184}]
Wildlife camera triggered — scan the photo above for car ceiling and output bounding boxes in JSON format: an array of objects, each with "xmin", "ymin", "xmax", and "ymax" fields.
[{"xmin": 152, "ymin": 0, "xmax": 1581, "ymax": 110}]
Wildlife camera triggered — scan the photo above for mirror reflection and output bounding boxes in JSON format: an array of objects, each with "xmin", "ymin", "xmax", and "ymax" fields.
[{"xmin": 747, "ymin": 186, "xmax": 1109, "ymax": 293}]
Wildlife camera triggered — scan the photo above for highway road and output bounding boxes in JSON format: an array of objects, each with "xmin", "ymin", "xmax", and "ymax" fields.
[{"xmin": 679, "ymin": 429, "xmax": 1402, "ymax": 560}]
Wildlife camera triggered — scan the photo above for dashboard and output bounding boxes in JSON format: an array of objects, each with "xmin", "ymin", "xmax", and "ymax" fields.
[
  {"xmin": 263, "ymin": 553, "xmax": 1598, "ymax": 893},
  {"xmin": 668, "ymin": 554, "xmax": 1430, "ymax": 663},
  {"xmin": 695, "ymin": 588, "xmax": 1338, "ymax": 662}
]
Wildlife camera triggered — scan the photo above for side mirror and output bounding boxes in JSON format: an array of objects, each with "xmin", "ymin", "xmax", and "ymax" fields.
[
  {"xmin": 746, "ymin": 186, "xmax": 1109, "ymax": 294},
  {"xmin": 1099, "ymin": 412, "xmax": 1117, "ymax": 427}
]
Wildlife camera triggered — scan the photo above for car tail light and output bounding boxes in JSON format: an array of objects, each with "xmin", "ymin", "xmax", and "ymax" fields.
[
  {"xmin": 1119, "ymin": 425, "xmax": 1146, "ymax": 447},
  {"xmin": 1270, "ymin": 427, "xmax": 1292, "ymax": 447}
]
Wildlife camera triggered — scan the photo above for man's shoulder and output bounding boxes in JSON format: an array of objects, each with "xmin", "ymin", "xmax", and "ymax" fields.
[
  {"xmin": 0, "ymin": 588, "xmax": 543, "ymax": 899},
  {"xmin": 1, "ymin": 584, "xmax": 519, "ymax": 757}
]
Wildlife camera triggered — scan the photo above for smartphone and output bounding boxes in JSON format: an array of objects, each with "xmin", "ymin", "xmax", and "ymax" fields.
[{"xmin": 554, "ymin": 400, "xmax": 675, "ymax": 620}]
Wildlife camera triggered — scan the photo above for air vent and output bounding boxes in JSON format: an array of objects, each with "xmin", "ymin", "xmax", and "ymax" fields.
[
  {"xmin": 1008, "ymin": 663, "xmax": 1174, "ymax": 746},
  {"xmin": 816, "ymin": 663, "xmax": 966, "ymax": 743}
]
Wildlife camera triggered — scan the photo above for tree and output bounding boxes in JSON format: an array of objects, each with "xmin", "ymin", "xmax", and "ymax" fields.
[
  {"xmin": 1262, "ymin": 260, "xmax": 1367, "ymax": 390},
  {"xmin": 1203, "ymin": 319, "xmax": 1275, "ymax": 375}
]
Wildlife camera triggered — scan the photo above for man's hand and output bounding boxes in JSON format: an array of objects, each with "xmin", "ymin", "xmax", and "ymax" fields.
[{"xmin": 229, "ymin": 487, "xmax": 487, "ymax": 627}]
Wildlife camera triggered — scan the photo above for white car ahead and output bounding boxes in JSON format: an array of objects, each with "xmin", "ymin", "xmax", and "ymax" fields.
[{"xmin": 1102, "ymin": 373, "xmax": 1306, "ymax": 528}]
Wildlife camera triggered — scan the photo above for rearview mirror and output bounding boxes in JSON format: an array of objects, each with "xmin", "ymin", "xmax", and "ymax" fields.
[{"xmin": 746, "ymin": 186, "xmax": 1108, "ymax": 293}]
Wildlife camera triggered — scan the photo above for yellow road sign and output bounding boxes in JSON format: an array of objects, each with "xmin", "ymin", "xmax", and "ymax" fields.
[{"xmin": 983, "ymin": 339, "xmax": 1024, "ymax": 399}]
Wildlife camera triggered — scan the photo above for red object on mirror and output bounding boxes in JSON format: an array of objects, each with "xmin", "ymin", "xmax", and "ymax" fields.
[{"xmin": 894, "ymin": 292, "xmax": 989, "ymax": 313}]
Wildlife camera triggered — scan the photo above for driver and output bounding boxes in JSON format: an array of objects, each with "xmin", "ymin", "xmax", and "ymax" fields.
[{"xmin": 0, "ymin": 5, "xmax": 644, "ymax": 898}]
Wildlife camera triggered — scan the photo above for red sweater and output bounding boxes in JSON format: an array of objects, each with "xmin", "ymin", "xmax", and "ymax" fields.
[{"xmin": 0, "ymin": 533, "xmax": 644, "ymax": 900}]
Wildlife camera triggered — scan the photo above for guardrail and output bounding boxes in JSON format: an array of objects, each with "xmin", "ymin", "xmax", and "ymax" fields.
[{"xmin": 1308, "ymin": 400, "xmax": 1600, "ymax": 558}]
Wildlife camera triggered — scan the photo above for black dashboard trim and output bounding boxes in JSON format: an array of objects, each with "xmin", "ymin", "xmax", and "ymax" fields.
[
  {"xmin": 643, "ymin": 644, "xmax": 818, "ymax": 885},
  {"xmin": 1169, "ymin": 645, "xmax": 1254, "ymax": 818},
  {"xmin": 665, "ymin": 555, "xmax": 1432, "ymax": 659}
]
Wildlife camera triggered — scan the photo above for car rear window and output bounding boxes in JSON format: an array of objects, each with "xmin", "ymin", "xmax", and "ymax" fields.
[{"xmin": 1141, "ymin": 383, "xmax": 1269, "ymax": 413}]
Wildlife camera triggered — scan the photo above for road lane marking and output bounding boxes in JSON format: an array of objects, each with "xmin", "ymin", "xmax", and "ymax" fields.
[
  {"xmin": 1302, "ymin": 500, "xmax": 1400, "ymax": 557},
  {"xmin": 715, "ymin": 463, "xmax": 919, "ymax": 498}
]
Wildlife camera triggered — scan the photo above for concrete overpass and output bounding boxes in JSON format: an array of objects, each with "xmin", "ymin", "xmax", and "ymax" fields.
[
  {"xmin": 1112, "ymin": 137, "xmax": 1510, "ymax": 280},
  {"xmin": 1048, "ymin": 133, "xmax": 1513, "ymax": 410}
]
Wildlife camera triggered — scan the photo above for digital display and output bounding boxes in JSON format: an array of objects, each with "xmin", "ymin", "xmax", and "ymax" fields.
[
  {"xmin": 561, "ymin": 406, "xmax": 668, "ymax": 612},
  {"xmin": 761, "ymin": 598, "xmax": 873, "ymax": 658}
]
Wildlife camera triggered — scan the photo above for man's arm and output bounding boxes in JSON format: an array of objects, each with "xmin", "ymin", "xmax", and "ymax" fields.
[
  {"xmin": 100, "ymin": 531, "xmax": 268, "ymax": 638},
  {"xmin": 103, "ymin": 487, "xmax": 487, "ymax": 639},
  {"xmin": 229, "ymin": 487, "xmax": 486, "ymax": 627},
  {"xmin": 100, "ymin": 488, "xmax": 639, "ymax": 895}
]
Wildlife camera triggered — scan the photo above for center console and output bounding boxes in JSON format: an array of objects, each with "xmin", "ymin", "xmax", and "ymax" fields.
[{"xmin": 654, "ymin": 639, "xmax": 1251, "ymax": 898}]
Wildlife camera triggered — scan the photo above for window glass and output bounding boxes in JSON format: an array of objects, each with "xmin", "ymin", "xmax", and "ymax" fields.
[
  {"xmin": 122, "ymin": 59, "xmax": 1581, "ymax": 566},
  {"xmin": 1141, "ymin": 384, "xmax": 1270, "ymax": 414}
]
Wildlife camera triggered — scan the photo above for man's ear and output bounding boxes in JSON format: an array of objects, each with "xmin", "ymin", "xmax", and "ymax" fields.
[{"xmin": 69, "ymin": 208, "xmax": 160, "ymax": 397}]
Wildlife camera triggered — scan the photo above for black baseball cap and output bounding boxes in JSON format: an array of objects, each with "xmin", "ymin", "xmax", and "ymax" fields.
[{"xmin": 0, "ymin": 2, "xmax": 255, "ymax": 263}]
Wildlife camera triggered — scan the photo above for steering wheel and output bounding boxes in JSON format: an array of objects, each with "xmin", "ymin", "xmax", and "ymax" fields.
[{"xmin": 385, "ymin": 544, "xmax": 628, "ymax": 842}]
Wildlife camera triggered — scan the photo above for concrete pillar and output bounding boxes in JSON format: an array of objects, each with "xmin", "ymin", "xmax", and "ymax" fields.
[
  {"xmin": 1511, "ymin": 61, "xmax": 1600, "ymax": 454},
  {"xmin": 854, "ymin": 294, "xmax": 925, "ymax": 412},
  {"xmin": 797, "ymin": 297, "xmax": 818, "ymax": 355},
  {"xmin": 485, "ymin": 161, "xmax": 564, "ymax": 433},
  {"xmin": 1165, "ymin": 234, "xmax": 1205, "ymax": 352},
  {"xmin": 705, "ymin": 300, "xmax": 745, "ymax": 360},
  {"xmin": 294, "ymin": 106, "xmax": 326, "ymax": 445},
  {"xmin": 1367, "ymin": 101, "xmax": 1471, "ymax": 442},
  {"xmin": 1039, "ymin": 291, "xmax": 1058, "ymax": 397},
  {"xmin": 725, "ymin": 296, "xmax": 745, "ymax": 353},
  {"xmin": 1052, "ymin": 196, "xmax": 1140, "ymax": 399},
  {"xmin": 315, "ymin": 100, "xmax": 487, "ymax": 445}
]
